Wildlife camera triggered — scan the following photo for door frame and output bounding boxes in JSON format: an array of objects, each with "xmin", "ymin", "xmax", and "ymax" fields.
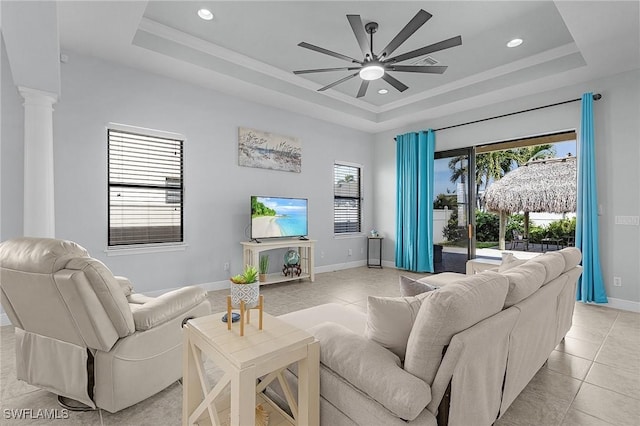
[{"xmin": 434, "ymin": 147, "xmax": 477, "ymax": 261}]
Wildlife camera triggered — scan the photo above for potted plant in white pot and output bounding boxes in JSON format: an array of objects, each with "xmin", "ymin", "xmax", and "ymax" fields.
[
  {"xmin": 259, "ymin": 255, "xmax": 269, "ymax": 282},
  {"xmin": 230, "ymin": 265, "xmax": 260, "ymax": 308}
]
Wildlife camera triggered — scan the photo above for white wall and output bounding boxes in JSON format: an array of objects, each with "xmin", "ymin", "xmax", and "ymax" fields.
[
  {"xmin": 1, "ymin": 49, "xmax": 373, "ymax": 294},
  {"xmin": 373, "ymin": 69, "xmax": 640, "ymax": 307}
]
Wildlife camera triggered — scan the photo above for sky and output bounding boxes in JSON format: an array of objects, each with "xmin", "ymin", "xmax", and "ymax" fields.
[{"xmin": 434, "ymin": 140, "xmax": 577, "ymax": 197}]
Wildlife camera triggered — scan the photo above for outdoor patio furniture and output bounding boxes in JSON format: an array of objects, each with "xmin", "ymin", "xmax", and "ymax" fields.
[
  {"xmin": 509, "ymin": 230, "xmax": 529, "ymax": 251},
  {"xmin": 563, "ymin": 235, "xmax": 575, "ymax": 247},
  {"xmin": 541, "ymin": 237, "xmax": 563, "ymax": 251}
]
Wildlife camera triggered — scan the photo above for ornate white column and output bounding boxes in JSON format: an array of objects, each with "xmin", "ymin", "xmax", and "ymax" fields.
[{"xmin": 19, "ymin": 87, "xmax": 57, "ymax": 238}]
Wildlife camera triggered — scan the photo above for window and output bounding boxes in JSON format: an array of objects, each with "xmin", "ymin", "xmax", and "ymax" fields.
[
  {"xmin": 334, "ymin": 162, "xmax": 362, "ymax": 234},
  {"xmin": 108, "ymin": 128, "xmax": 184, "ymax": 246}
]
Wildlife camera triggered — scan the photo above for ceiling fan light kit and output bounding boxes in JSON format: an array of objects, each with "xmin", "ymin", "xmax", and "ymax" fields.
[
  {"xmin": 293, "ymin": 9, "xmax": 462, "ymax": 98},
  {"xmin": 359, "ymin": 63, "xmax": 385, "ymax": 80}
]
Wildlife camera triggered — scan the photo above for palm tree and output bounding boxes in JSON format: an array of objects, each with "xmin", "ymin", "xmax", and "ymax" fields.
[
  {"xmin": 476, "ymin": 151, "xmax": 515, "ymax": 209},
  {"xmin": 448, "ymin": 156, "xmax": 467, "ymax": 184},
  {"xmin": 512, "ymin": 145, "xmax": 556, "ymax": 166}
]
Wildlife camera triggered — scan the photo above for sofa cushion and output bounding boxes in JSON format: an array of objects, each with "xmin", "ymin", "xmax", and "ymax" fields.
[
  {"xmin": 559, "ymin": 247, "xmax": 582, "ymax": 272},
  {"xmin": 278, "ymin": 303, "xmax": 367, "ymax": 335},
  {"xmin": 399, "ymin": 275, "xmax": 437, "ymax": 296},
  {"xmin": 310, "ymin": 322, "xmax": 431, "ymax": 421},
  {"xmin": 403, "ymin": 271, "xmax": 509, "ymax": 385},
  {"xmin": 498, "ymin": 253, "xmax": 527, "ymax": 272},
  {"xmin": 364, "ymin": 294, "xmax": 429, "ymax": 359},
  {"xmin": 502, "ymin": 262, "xmax": 547, "ymax": 308},
  {"xmin": 528, "ymin": 252, "xmax": 565, "ymax": 284}
]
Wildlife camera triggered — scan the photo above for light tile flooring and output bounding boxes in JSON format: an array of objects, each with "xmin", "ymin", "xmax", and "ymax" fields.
[{"xmin": 1, "ymin": 267, "xmax": 639, "ymax": 425}]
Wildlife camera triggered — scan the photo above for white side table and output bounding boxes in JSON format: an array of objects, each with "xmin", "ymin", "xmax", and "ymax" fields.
[{"xmin": 183, "ymin": 312, "xmax": 319, "ymax": 426}]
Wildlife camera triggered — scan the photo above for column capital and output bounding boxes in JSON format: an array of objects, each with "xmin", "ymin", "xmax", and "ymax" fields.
[{"xmin": 18, "ymin": 86, "xmax": 58, "ymax": 106}]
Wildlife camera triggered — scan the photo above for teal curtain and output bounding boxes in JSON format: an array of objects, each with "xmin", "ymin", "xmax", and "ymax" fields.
[
  {"xmin": 395, "ymin": 130, "xmax": 435, "ymax": 272},
  {"xmin": 576, "ymin": 93, "xmax": 607, "ymax": 303}
]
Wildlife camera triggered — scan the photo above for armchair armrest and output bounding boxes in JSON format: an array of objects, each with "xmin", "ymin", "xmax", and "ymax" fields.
[
  {"xmin": 309, "ymin": 322, "xmax": 431, "ymax": 421},
  {"xmin": 114, "ymin": 276, "xmax": 133, "ymax": 296},
  {"xmin": 132, "ymin": 286, "xmax": 208, "ymax": 331}
]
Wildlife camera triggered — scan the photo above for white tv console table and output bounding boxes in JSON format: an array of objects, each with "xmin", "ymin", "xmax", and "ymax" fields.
[{"xmin": 241, "ymin": 239, "xmax": 316, "ymax": 285}]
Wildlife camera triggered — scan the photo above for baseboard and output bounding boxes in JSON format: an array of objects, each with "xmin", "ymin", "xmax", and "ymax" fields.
[
  {"xmin": 597, "ymin": 297, "xmax": 640, "ymax": 313},
  {"xmin": 314, "ymin": 260, "xmax": 367, "ymax": 274}
]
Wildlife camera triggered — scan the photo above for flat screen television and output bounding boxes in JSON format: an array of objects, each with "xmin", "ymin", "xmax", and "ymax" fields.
[{"xmin": 251, "ymin": 196, "xmax": 308, "ymax": 240}]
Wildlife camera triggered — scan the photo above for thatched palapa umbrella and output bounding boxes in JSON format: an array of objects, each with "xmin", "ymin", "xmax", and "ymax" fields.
[{"xmin": 484, "ymin": 156, "xmax": 577, "ymax": 250}]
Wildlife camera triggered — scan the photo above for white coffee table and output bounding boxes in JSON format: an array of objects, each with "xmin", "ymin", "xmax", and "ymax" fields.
[{"xmin": 182, "ymin": 311, "xmax": 319, "ymax": 426}]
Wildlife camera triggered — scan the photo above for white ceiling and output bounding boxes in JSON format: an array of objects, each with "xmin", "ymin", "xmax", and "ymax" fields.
[{"xmin": 57, "ymin": 1, "xmax": 640, "ymax": 133}]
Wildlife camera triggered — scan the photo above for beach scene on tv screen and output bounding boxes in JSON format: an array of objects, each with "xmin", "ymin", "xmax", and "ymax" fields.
[{"xmin": 252, "ymin": 197, "xmax": 307, "ymax": 238}]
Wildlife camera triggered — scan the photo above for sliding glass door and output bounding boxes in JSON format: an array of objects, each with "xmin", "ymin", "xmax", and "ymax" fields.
[{"xmin": 433, "ymin": 148, "xmax": 476, "ymax": 273}]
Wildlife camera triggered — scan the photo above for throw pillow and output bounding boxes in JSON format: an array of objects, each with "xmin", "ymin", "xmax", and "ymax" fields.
[
  {"xmin": 498, "ymin": 252, "xmax": 527, "ymax": 272},
  {"xmin": 310, "ymin": 322, "xmax": 431, "ymax": 421},
  {"xmin": 364, "ymin": 294, "xmax": 428, "ymax": 360},
  {"xmin": 399, "ymin": 275, "xmax": 437, "ymax": 297}
]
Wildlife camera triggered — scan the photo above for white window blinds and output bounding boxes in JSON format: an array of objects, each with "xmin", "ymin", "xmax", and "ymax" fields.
[
  {"xmin": 334, "ymin": 162, "xmax": 362, "ymax": 234},
  {"xmin": 108, "ymin": 129, "xmax": 184, "ymax": 246}
]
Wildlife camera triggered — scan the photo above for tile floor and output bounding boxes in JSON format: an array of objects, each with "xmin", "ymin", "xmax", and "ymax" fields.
[{"xmin": 1, "ymin": 267, "xmax": 639, "ymax": 425}]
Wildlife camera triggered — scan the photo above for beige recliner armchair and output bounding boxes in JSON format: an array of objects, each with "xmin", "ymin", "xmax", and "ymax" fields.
[{"xmin": 0, "ymin": 237, "xmax": 211, "ymax": 413}]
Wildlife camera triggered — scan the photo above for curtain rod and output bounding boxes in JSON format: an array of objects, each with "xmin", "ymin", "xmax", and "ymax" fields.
[{"xmin": 433, "ymin": 93, "xmax": 602, "ymax": 132}]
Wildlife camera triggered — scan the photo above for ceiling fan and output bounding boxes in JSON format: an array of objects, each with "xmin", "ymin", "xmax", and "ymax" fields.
[{"xmin": 293, "ymin": 9, "xmax": 462, "ymax": 98}]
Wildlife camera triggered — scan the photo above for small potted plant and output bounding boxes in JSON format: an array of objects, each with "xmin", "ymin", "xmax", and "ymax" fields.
[
  {"xmin": 230, "ymin": 265, "xmax": 260, "ymax": 308},
  {"xmin": 259, "ymin": 255, "xmax": 269, "ymax": 282}
]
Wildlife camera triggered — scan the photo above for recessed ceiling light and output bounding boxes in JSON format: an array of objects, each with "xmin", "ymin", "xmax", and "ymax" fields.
[
  {"xmin": 378, "ymin": 89, "xmax": 389, "ymax": 95},
  {"xmin": 197, "ymin": 8, "xmax": 214, "ymax": 21},
  {"xmin": 507, "ymin": 38, "xmax": 523, "ymax": 48}
]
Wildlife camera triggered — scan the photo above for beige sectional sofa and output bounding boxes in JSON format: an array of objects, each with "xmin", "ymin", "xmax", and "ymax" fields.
[{"xmin": 275, "ymin": 247, "xmax": 583, "ymax": 426}]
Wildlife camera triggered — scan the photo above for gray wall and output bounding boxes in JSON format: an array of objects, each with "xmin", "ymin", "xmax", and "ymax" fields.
[
  {"xmin": 1, "ymin": 50, "xmax": 372, "ymax": 294},
  {"xmin": 373, "ymin": 69, "xmax": 640, "ymax": 306},
  {"xmin": 1, "ymin": 38, "xmax": 25, "ymax": 240}
]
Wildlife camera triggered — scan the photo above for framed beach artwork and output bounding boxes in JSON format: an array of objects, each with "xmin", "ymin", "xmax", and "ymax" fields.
[{"xmin": 238, "ymin": 127, "xmax": 302, "ymax": 173}]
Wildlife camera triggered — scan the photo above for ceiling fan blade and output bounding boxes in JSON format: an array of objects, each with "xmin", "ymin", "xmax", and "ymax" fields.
[
  {"xmin": 318, "ymin": 72, "xmax": 360, "ymax": 91},
  {"xmin": 382, "ymin": 73, "xmax": 408, "ymax": 92},
  {"xmin": 347, "ymin": 15, "xmax": 372, "ymax": 58},
  {"xmin": 294, "ymin": 67, "xmax": 360, "ymax": 75},
  {"xmin": 389, "ymin": 65, "xmax": 448, "ymax": 74},
  {"xmin": 386, "ymin": 35, "xmax": 462, "ymax": 64},
  {"xmin": 298, "ymin": 42, "xmax": 363, "ymax": 64},
  {"xmin": 380, "ymin": 9, "xmax": 432, "ymax": 59},
  {"xmin": 356, "ymin": 80, "xmax": 369, "ymax": 98}
]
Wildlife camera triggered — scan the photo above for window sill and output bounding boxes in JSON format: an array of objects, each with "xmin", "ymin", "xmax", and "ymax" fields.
[
  {"xmin": 334, "ymin": 233, "xmax": 365, "ymax": 240},
  {"xmin": 105, "ymin": 243, "xmax": 188, "ymax": 256}
]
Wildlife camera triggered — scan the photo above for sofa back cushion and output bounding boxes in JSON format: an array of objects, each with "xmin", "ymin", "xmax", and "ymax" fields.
[
  {"xmin": 502, "ymin": 262, "xmax": 547, "ymax": 308},
  {"xmin": 559, "ymin": 247, "xmax": 582, "ymax": 272},
  {"xmin": 403, "ymin": 271, "xmax": 509, "ymax": 385},
  {"xmin": 528, "ymin": 252, "xmax": 565, "ymax": 285}
]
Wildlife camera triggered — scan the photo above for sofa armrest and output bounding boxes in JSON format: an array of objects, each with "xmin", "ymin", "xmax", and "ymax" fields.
[
  {"xmin": 132, "ymin": 286, "xmax": 208, "ymax": 331},
  {"xmin": 310, "ymin": 322, "xmax": 431, "ymax": 421}
]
